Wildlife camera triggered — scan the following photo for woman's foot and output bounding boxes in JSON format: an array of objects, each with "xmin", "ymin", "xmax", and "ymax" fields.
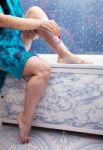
[
  {"xmin": 17, "ymin": 112, "xmax": 31, "ymax": 144},
  {"xmin": 57, "ymin": 54, "xmax": 91, "ymax": 64}
]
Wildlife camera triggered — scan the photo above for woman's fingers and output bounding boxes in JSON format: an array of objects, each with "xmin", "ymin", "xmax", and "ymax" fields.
[
  {"xmin": 48, "ymin": 20, "xmax": 60, "ymax": 36},
  {"xmin": 23, "ymin": 20, "xmax": 60, "ymax": 38},
  {"xmin": 23, "ymin": 30, "xmax": 36, "ymax": 39},
  {"xmin": 39, "ymin": 20, "xmax": 60, "ymax": 37},
  {"xmin": 52, "ymin": 20, "xmax": 60, "ymax": 35}
]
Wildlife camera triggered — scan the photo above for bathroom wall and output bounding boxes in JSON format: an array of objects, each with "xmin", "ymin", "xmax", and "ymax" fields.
[{"xmin": 20, "ymin": 0, "xmax": 103, "ymax": 54}]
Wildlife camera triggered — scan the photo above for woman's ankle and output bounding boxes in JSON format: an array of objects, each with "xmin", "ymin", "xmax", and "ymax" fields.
[{"xmin": 58, "ymin": 50, "xmax": 73, "ymax": 58}]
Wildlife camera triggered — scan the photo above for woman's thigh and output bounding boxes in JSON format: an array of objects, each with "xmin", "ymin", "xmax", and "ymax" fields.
[{"xmin": 22, "ymin": 56, "xmax": 51, "ymax": 77}]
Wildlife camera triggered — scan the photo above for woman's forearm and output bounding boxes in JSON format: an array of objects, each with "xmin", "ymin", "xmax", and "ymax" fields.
[{"xmin": 0, "ymin": 13, "xmax": 41, "ymax": 30}]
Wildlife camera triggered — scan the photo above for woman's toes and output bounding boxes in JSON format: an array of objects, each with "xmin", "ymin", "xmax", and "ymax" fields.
[
  {"xmin": 58, "ymin": 55, "xmax": 92, "ymax": 64},
  {"xmin": 17, "ymin": 112, "xmax": 32, "ymax": 144},
  {"xmin": 18, "ymin": 135, "xmax": 31, "ymax": 144}
]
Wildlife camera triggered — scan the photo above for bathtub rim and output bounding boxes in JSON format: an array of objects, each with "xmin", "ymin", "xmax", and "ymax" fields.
[
  {"xmin": 38, "ymin": 54, "xmax": 103, "ymax": 74},
  {"xmin": 38, "ymin": 54, "xmax": 103, "ymax": 68},
  {"xmin": 1, "ymin": 118, "xmax": 103, "ymax": 136}
]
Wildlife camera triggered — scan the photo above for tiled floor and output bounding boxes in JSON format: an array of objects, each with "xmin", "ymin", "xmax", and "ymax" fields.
[{"xmin": 0, "ymin": 125, "xmax": 103, "ymax": 150}]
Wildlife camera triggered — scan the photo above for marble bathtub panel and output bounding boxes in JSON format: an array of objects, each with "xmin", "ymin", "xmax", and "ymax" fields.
[
  {"xmin": 1, "ymin": 72, "xmax": 103, "ymax": 134},
  {"xmin": 62, "ymin": 132, "xmax": 103, "ymax": 150},
  {"xmin": 0, "ymin": 126, "xmax": 64, "ymax": 150}
]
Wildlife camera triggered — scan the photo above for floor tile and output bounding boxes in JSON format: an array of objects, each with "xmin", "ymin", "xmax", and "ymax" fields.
[
  {"xmin": 0, "ymin": 125, "xmax": 64, "ymax": 150},
  {"xmin": 0, "ymin": 125, "xmax": 103, "ymax": 150},
  {"xmin": 62, "ymin": 131, "xmax": 103, "ymax": 150}
]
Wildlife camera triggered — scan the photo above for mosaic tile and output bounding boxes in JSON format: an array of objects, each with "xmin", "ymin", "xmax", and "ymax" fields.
[
  {"xmin": 82, "ymin": 0, "xmax": 103, "ymax": 54},
  {"xmin": 20, "ymin": 0, "xmax": 103, "ymax": 54},
  {"xmin": 31, "ymin": 39, "xmax": 54, "ymax": 54},
  {"xmin": 61, "ymin": 0, "xmax": 85, "ymax": 11},
  {"xmin": 36, "ymin": 0, "xmax": 62, "ymax": 12}
]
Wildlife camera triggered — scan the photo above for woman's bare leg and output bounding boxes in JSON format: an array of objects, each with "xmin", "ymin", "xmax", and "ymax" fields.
[
  {"xmin": 18, "ymin": 56, "xmax": 51, "ymax": 143},
  {"xmin": 21, "ymin": 6, "xmax": 47, "ymax": 51},
  {"xmin": 21, "ymin": 6, "xmax": 89, "ymax": 64}
]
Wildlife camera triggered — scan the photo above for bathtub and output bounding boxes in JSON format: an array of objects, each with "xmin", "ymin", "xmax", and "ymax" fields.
[{"xmin": 0, "ymin": 54, "xmax": 103, "ymax": 135}]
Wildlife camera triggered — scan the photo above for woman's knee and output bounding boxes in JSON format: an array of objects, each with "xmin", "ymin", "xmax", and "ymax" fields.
[
  {"xmin": 27, "ymin": 6, "xmax": 44, "ymax": 16},
  {"xmin": 30, "ymin": 63, "xmax": 51, "ymax": 84},
  {"xmin": 23, "ymin": 57, "xmax": 51, "ymax": 78},
  {"xmin": 43, "ymin": 64, "xmax": 51, "ymax": 78},
  {"xmin": 37, "ymin": 63, "xmax": 51, "ymax": 80},
  {"xmin": 26, "ymin": 6, "xmax": 48, "ymax": 20}
]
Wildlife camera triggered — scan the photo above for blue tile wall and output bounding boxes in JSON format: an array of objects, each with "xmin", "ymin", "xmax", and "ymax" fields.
[{"xmin": 20, "ymin": 0, "xmax": 103, "ymax": 54}]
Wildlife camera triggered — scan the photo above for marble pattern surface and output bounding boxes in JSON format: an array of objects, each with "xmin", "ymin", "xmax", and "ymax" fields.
[
  {"xmin": 20, "ymin": 0, "xmax": 103, "ymax": 54},
  {"xmin": 0, "ymin": 126, "xmax": 103, "ymax": 150},
  {"xmin": 1, "ymin": 69, "xmax": 103, "ymax": 135},
  {"xmin": 0, "ymin": 126, "xmax": 63, "ymax": 150},
  {"xmin": 62, "ymin": 132, "xmax": 103, "ymax": 150}
]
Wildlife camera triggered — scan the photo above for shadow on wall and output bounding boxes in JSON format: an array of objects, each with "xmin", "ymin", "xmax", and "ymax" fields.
[{"xmin": 20, "ymin": 0, "xmax": 103, "ymax": 54}]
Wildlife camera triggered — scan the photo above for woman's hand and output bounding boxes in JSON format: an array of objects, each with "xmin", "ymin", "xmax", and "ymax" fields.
[
  {"xmin": 38, "ymin": 20, "xmax": 60, "ymax": 37},
  {"xmin": 0, "ymin": 14, "xmax": 60, "ymax": 37}
]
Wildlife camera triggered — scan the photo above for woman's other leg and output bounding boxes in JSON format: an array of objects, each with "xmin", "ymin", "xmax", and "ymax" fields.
[
  {"xmin": 21, "ymin": 6, "xmax": 89, "ymax": 64},
  {"xmin": 21, "ymin": 6, "xmax": 48, "ymax": 51},
  {"xmin": 18, "ymin": 56, "xmax": 51, "ymax": 143}
]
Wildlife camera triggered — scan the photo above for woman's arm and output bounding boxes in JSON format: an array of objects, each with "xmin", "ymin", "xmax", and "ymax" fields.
[
  {"xmin": 0, "ymin": 13, "xmax": 60, "ymax": 36},
  {"xmin": 0, "ymin": 13, "xmax": 41, "ymax": 30}
]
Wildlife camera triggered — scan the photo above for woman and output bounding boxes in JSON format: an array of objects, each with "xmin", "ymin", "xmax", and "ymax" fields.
[{"xmin": 0, "ymin": 0, "xmax": 89, "ymax": 144}]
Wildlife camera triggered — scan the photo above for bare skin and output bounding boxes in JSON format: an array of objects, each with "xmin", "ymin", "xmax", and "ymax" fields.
[
  {"xmin": 0, "ymin": 6, "xmax": 91, "ymax": 144},
  {"xmin": 0, "ymin": 7, "xmax": 60, "ymax": 144},
  {"xmin": 17, "ymin": 112, "xmax": 31, "ymax": 143},
  {"xmin": 21, "ymin": 6, "xmax": 90, "ymax": 64},
  {"xmin": 17, "ymin": 56, "xmax": 51, "ymax": 143},
  {"xmin": 17, "ymin": 6, "xmax": 92, "ymax": 144}
]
